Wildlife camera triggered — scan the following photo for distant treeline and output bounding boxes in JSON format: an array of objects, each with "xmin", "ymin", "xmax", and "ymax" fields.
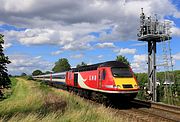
[{"xmin": 135, "ymin": 70, "xmax": 180, "ymax": 104}]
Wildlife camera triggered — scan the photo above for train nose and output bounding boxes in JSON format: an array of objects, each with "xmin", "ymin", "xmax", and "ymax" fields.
[{"xmin": 114, "ymin": 78, "xmax": 139, "ymax": 90}]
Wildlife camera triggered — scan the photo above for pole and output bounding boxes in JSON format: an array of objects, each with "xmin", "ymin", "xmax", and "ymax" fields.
[
  {"xmin": 148, "ymin": 41, "xmax": 153, "ymax": 100},
  {"xmin": 153, "ymin": 41, "xmax": 157, "ymax": 102}
]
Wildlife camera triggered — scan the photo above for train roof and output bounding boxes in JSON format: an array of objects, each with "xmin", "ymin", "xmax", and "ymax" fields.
[
  {"xmin": 72, "ymin": 61, "xmax": 129, "ymax": 72},
  {"xmin": 33, "ymin": 72, "xmax": 66, "ymax": 78}
]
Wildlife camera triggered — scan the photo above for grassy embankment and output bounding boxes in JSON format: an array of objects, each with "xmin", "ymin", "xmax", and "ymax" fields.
[{"xmin": 0, "ymin": 78, "xmax": 129, "ymax": 122}]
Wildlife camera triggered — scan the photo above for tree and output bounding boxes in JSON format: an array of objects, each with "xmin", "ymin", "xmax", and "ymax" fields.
[
  {"xmin": 21, "ymin": 73, "xmax": 27, "ymax": 76},
  {"xmin": 52, "ymin": 58, "xmax": 71, "ymax": 72},
  {"xmin": 0, "ymin": 34, "xmax": 11, "ymax": 89},
  {"xmin": 44, "ymin": 71, "xmax": 51, "ymax": 74},
  {"xmin": 76, "ymin": 62, "xmax": 87, "ymax": 68},
  {"xmin": 32, "ymin": 70, "xmax": 43, "ymax": 76},
  {"xmin": 116, "ymin": 55, "xmax": 130, "ymax": 66}
]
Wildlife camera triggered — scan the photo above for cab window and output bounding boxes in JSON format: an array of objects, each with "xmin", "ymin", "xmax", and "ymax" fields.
[{"xmin": 111, "ymin": 67, "xmax": 132, "ymax": 77}]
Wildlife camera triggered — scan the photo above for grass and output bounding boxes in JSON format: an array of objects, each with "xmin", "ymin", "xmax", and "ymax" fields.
[
  {"xmin": 53, "ymin": 90, "xmax": 121, "ymax": 122},
  {"xmin": 0, "ymin": 78, "xmax": 43, "ymax": 118},
  {"xmin": 0, "ymin": 77, "xmax": 126, "ymax": 122}
]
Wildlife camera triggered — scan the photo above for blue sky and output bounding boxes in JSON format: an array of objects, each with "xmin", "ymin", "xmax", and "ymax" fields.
[{"xmin": 0, "ymin": 0, "xmax": 180, "ymax": 75}]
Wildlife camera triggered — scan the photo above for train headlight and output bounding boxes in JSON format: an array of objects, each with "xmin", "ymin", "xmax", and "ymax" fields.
[
  {"xmin": 117, "ymin": 85, "xmax": 121, "ymax": 89},
  {"xmin": 134, "ymin": 85, "xmax": 139, "ymax": 89},
  {"xmin": 113, "ymin": 85, "xmax": 121, "ymax": 89}
]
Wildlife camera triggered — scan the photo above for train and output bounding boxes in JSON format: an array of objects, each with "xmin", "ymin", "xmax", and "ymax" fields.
[{"xmin": 33, "ymin": 61, "xmax": 139, "ymax": 100}]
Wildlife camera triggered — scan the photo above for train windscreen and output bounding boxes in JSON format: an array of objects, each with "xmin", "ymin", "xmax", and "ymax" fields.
[{"xmin": 111, "ymin": 67, "xmax": 132, "ymax": 77}]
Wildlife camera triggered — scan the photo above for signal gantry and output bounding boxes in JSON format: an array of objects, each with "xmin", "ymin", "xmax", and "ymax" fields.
[{"xmin": 137, "ymin": 8, "xmax": 172, "ymax": 102}]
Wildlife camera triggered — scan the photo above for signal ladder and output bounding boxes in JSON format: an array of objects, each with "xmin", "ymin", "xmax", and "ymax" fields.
[{"xmin": 160, "ymin": 23, "xmax": 175, "ymax": 104}]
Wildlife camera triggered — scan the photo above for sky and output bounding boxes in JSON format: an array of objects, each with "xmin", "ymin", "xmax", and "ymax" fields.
[{"xmin": 0, "ymin": 0, "xmax": 180, "ymax": 75}]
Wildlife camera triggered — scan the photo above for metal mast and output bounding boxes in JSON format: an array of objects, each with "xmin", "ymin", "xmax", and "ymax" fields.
[{"xmin": 137, "ymin": 8, "xmax": 171, "ymax": 102}]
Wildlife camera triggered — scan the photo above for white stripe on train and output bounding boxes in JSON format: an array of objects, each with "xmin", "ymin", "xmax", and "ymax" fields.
[{"xmin": 34, "ymin": 73, "xmax": 138, "ymax": 94}]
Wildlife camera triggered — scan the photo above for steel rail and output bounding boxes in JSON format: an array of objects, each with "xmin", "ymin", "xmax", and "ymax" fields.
[{"xmin": 131, "ymin": 99, "xmax": 180, "ymax": 122}]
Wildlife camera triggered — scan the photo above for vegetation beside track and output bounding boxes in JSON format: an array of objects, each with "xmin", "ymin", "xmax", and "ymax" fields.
[
  {"xmin": 0, "ymin": 78, "xmax": 16, "ymax": 101},
  {"xmin": 136, "ymin": 70, "xmax": 180, "ymax": 106},
  {"xmin": 0, "ymin": 77, "xmax": 126, "ymax": 122}
]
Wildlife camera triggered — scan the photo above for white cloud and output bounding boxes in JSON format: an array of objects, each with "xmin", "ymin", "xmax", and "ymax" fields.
[
  {"xmin": 0, "ymin": 0, "xmax": 179, "ymax": 50},
  {"xmin": 114, "ymin": 48, "xmax": 136, "ymax": 55},
  {"xmin": 96, "ymin": 42, "xmax": 115, "ymax": 48},
  {"xmin": 173, "ymin": 53, "xmax": 180, "ymax": 60},
  {"xmin": 175, "ymin": 12, "xmax": 180, "ymax": 18},
  {"xmin": 61, "ymin": 34, "xmax": 95, "ymax": 50},
  {"xmin": 131, "ymin": 54, "xmax": 148, "ymax": 73},
  {"xmin": 7, "ymin": 54, "xmax": 53, "ymax": 75},
  {"xmin": 131, "ymin": 42, "xmax": 147, "ymax": 47},
  {"xmin": 34, "ymin": 56, "xmax": 42, "ymax": 59},
  {"xmin": 51, "ymin": 50, "xmax": 63, "ymax": 55},
  {"xmin": 3, "ymin": 23, "xmax": 101, "ymax": 51},
  {"xmin": 133, "ymin": 54, "xmax": 148, "ymax": 63},
  {"xmin": 3, "ymin": 0, "xmax": 34, "ymax": 13},
  {"xmin": 171, "ymin": 27, "xmax": 180, "ymax": 37},
  {"xmin": 18, "ymin": 28, "xmax": 70, "ymax": 45},
  {"xmin": 97, "ymin": 55, "xmax": 103, "ymax": 58},
  {"xmin": 3, "ymin": 43, "xmax": 12, "ymax": 49},
  {"xmin": 131, "ymin": 53, "xmax": 180, "ymax": 73},
  {"xmin": 70, "ymin": 54, "xmax": 84, "ymax": 59}
]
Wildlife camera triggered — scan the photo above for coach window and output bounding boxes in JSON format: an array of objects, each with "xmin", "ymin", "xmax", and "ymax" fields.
[{"xmin": 102, "ymin": 69, "xmax": 106, "ymax": 80}]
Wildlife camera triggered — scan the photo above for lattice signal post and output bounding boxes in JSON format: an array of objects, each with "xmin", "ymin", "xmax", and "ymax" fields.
[{"xmin": 137, "ymin": 8, "xmax": 171, "ymax": 102}]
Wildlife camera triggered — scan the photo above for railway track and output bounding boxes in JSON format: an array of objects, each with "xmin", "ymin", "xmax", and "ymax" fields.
[
  {"xmin": 129, "ymin": 99, "xmax": 180, "ymax": 122},
  {"xmin": 71, "ymin": 90, "xmax": 180, "ymax": 122}
]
